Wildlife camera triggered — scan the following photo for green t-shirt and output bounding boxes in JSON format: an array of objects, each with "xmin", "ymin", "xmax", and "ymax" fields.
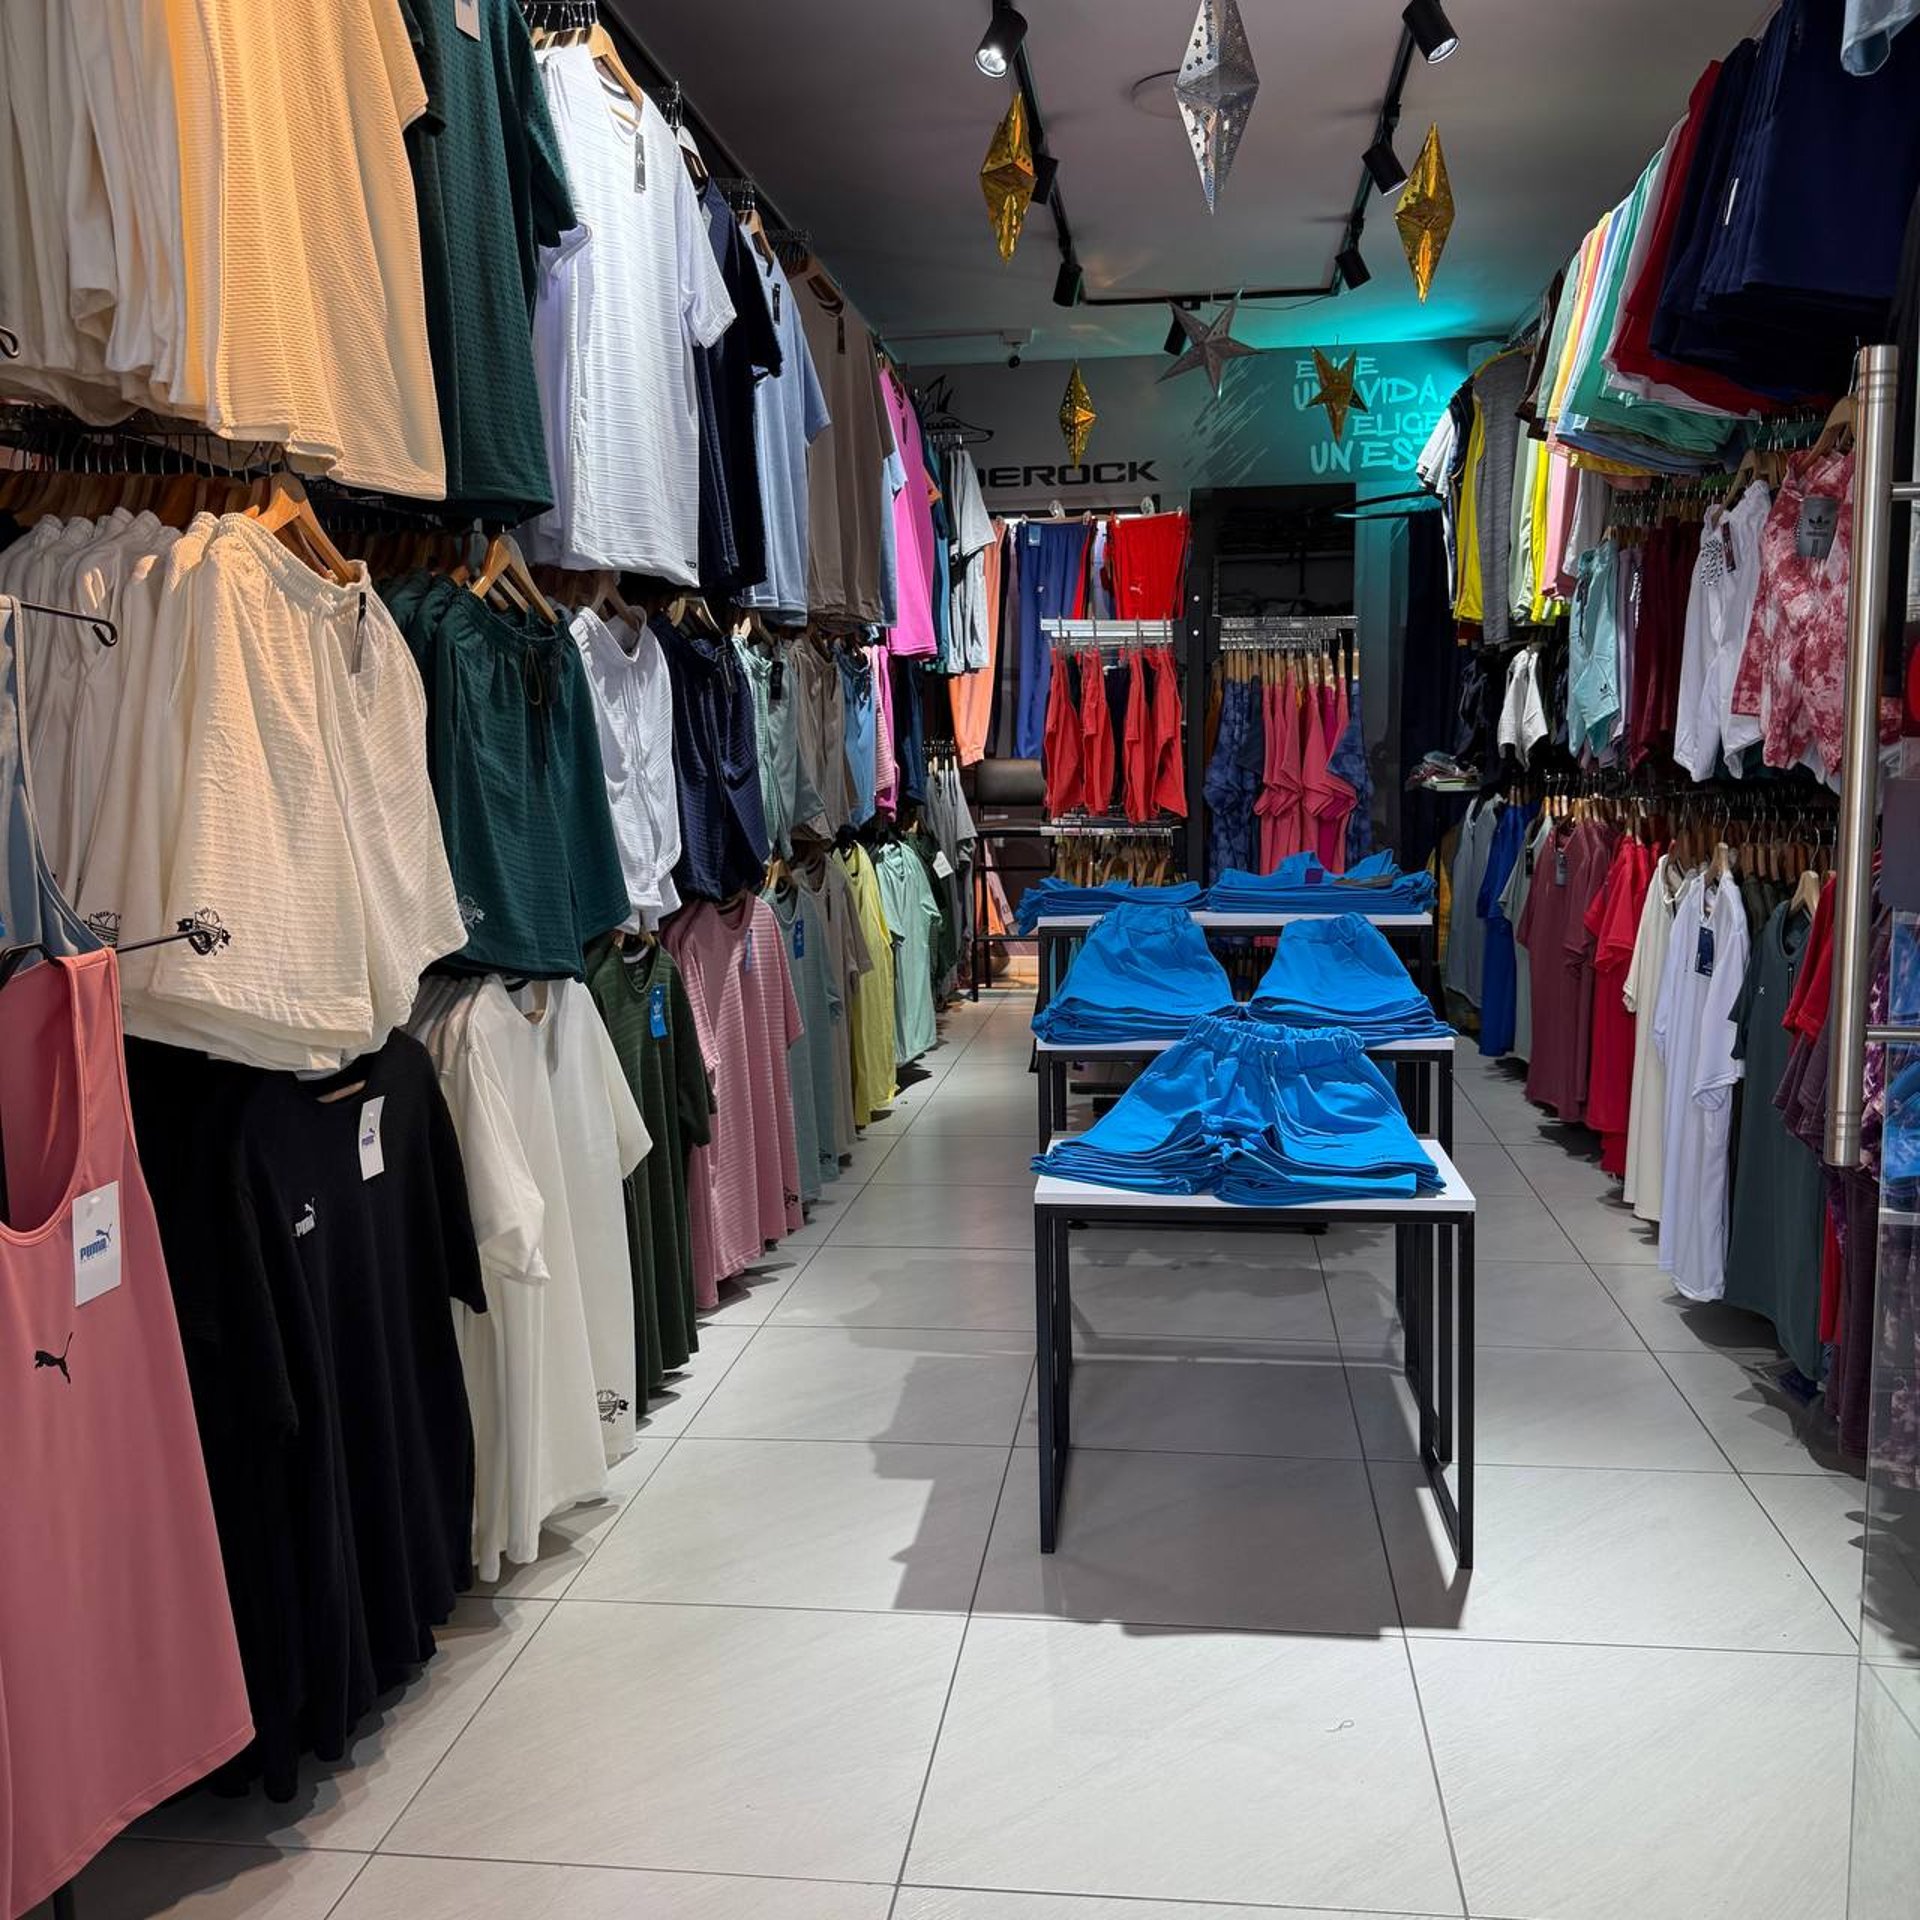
[
  {"xmin": 876, "ymin": 844, "xmax": 941, "ymax": 1066},
  {"xmin": 763, "ymin": 881, "xmax": 845, "ymax": 1198},
  {"xmin": 586, "ymin": 940, "xmax": 712, "ymax": 1393},
  {"xmin": 398, "ymin": 0, "xmax": 577, "ymax": 519}
]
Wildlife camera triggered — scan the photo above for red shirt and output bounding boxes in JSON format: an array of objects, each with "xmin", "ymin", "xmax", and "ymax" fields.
[{"xmin": 1586, "ymin": 838, "xmax": 1653, "ymax": 1163}]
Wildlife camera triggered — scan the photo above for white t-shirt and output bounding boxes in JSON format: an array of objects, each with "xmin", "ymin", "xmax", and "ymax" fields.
[
  {"xmin": 160, "ymin": 0, "xmax": 445, "ymax": 494},
  {"xmin": 1621, "ymin": 854, "xmax": 1685, "ymax": 1223},
  {"xmin": 524, "ymin": 44, "xmax": 733, "ymax": 581},
  {"xmin": 946, "ymin": 452, "xmax": 997, "ymax": 673},
  {"xmin": 1497, "ymin": 648, "xmax": 1548, "ymax": 767},
  {"xmin": 509, "ymin": 977, "xmax": 651, "ymax": 1465},
  {"xmin": 1651, "ymin": 870, "xmax": 1748, "ymax": 1301},
  {"xmin": 410, "ymin": 976, "xmax": 611, "ymax": 1583},
  {"xmin": 571, "ymin": 608, "xmax": 681, "ymax": 927},
  {"xmin": 1673, "ymin": 486, "xmax": 1770, "ymax": 781}
]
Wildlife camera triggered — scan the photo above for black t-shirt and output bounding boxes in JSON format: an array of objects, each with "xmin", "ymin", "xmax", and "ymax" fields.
[
  {"xmin": 128, "ymin": 1033, "xmax": 485, "ymax": 1798},
  {"xmin": 696, "ymin": 177, "xmax": 782, "ymax": 598}
]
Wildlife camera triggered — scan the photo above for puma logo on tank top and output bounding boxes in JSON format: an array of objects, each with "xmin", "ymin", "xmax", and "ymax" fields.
[{"xmin": 33, "ymin": 1333, "xmax": 73, "ymax": 1384}]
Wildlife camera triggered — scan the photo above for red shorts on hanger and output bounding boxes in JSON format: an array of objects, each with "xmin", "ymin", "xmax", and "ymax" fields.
[
  {"xmin": 1149, "ymin": 647, "xmax": 1187, "ymax": 817},
  {"xmin": 1043, "ymin": 651, "xmax": 1084, "ymax": 815},
  {"xmin": 1080, "ymin": 651, "xmax": 1117, "ymax": 816},
  {"xmin": 1122, "ymin": 650, "xmax": 1153, "ymax": 822},
  {"xmin": 1111, "ymin": 512, "xmax": 1191, "ymax": 621}
]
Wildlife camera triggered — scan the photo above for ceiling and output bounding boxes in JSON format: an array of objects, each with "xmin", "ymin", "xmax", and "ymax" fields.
[{"xmin": 611, "ymin": 0, "xmax": 1764, "ymax": 362}]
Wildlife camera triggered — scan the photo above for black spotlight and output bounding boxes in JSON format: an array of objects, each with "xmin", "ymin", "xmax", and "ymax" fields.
[
  {"xmin": 1053, "ymin": 258, "xmax": 1085, "ymax": 308},
  {"xmin": 976, "ymin": 1, "xmax": 1029, "ymax": 77},
  {"xmin": 1336, "ymin": 243, "xmax": 1371, "ymax": 290},
  {"xmin": 1031, "ymin": 151, "xmax": 1059, "ymax": 205},
  {"xmin": 1363, "ymin": 136, "xmax": 1406, "ymax": 195},
  {"xmin": 1403, "ymin": 0, "xmax": 1459, "ymax": 62}
]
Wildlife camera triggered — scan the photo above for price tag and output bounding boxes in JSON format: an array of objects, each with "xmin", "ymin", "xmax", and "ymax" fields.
[
  {"xmin": 1554, "ymin": 850, "xmax": 1569, "ymax": 888},
  {"xmin": 454, "ymin": 0, "xmax": 481, "ymax": 37},
  {"xmin": 1695, "ymin": 924, "xmax": 1715, "ymax": 978},
  {"xmin": 932, "ymin": 850, "xmax": 955, "ymax": 879},
  {"xmin": 792, "ymin": 917, "xmax": 806, "ymax": 961},
  {"xmin": 649, "ymin": 982, "xmax": 668, "ymax": 1038},
  {"xmin": 633, "ymin": 131, "xmax": 647, "ymax": 194},
  {"xmin": 72, "ymin": 1182, "xmax": 121, "ymax": 1307},
  {"xmin": 358, "ymin": 1096, "xmax": 386, "ymax": 1181},
  {"xmin": 743, "ymin": 928, "xmax": 755, "ymax": 974}
]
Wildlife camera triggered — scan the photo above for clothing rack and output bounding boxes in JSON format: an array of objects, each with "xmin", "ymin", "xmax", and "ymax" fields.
[
  {"xmin": 1042, "ymin": 821, "xmax": 1178, "ymax": 839},
  {"xmin": 1042, "ymin": 618, "xmax": 1176, "ymax": 647}
]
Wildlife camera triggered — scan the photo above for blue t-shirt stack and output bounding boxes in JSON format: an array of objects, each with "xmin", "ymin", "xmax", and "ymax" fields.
[
  {"xmin": 1034, "ymin": 1010, "xmax": 1440, "ymax": 1203},
  {"xmin": 1249, "ymin": 914, "xmax": 1450, "ymax": 1044},
  {"xmin": 1206, "ymin": 850, "xmax": 1437, "ymax": 916},
  {"xmin": 1015, "ymin": 877, "xmax": 1203, "ymax": 934},
  {"xmin": 1031, "ymin": 904, "xmax": 1234, "ymax": 1045}
]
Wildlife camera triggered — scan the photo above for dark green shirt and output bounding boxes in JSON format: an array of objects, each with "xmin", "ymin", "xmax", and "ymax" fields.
[
  {"xmin": 1727, "ymin": 902, "xmax": 1824, "ymax": 1376},
  {"xmin": 587, "ymin": 941, "xmax": 713, "ymax": 1394},
  {"xmin": 398, "ymin": 0, "xmax": 576, "ymax": 519}
]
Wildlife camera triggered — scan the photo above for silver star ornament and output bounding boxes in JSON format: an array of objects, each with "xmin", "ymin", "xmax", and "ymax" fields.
[
  {"xmin": 1175, "ymin": 0, "xmax": 1260, "ymax": 212},
  {"xmin": 1158, "ymin": 299, "xmax": 1258, "ymax": 396}
]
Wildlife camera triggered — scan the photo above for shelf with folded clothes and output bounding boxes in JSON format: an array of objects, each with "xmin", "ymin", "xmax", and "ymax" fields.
[{"xmin": 1036, "ymin": 1082, "xmax": 1466, "ymax": 1559}]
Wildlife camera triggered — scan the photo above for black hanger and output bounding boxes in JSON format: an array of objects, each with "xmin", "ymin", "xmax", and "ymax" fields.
[{"xmin": 8, "ymin": 600, "xmax": 118, "ymax": 647}]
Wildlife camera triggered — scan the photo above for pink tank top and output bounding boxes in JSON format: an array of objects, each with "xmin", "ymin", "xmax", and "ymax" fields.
[{"xmin": 0, "ymin": 950, "xmax": 252, "ymax": 1913}]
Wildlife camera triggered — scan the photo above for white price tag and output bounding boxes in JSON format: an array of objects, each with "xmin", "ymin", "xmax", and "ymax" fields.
[
  {"xmin": 454, "ymin": 0, "xmax": 482, "ymax": 37},
  {"xmin": 358, "ymin": 1096, "xmax": 387, "ymax": 1182},
  {"xmin": 73, "ymin": 1181, "xmax": 122, "ymax": 1307},
  {"xmin": 932, "ymin": 850, "xmax": 955, "ymax": 879}
]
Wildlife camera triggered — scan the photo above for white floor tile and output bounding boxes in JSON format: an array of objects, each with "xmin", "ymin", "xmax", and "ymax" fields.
[
  {"xmin": 771, "ymin": 1247, "xmax": 1036, "ymax": 1332},
  {"xmin": 333, "ymin": 1853, "xmax": 893, "ymax": 1919},
  {"xmin": 1328, "ymin": 1258, "xmax": 1639, "ymax": 1353},
  {"xmin": 1414, "ymin": 1637, "xmax": 1853, "ymax": 1920},
  {"xmin": 700, "ymin": 1258, "xmax": 810, "ymax": 1327},
  {"xmin": 636, "ymin": 1327, "xmax": 756, "ymax": 1437},
  {"xmin": 1502, "ymin": 1138, "xmax": 1619, "ymax": 1199},
  {"xmin": 1374, "ymin": 1461, "xmax": 1855, "ymax": 1652},
  {"xmin": 871, "ymin": 1130, "xmax": 1044, "ymax": 1186},
  {"xmin": 383, "ymin": 1603, "xmax": 963, "ymax": 1882},
  {"xmin": 1656, "ymin": 1350, "xmax": 1845, "ymax": 1474},
  {"xmin": 1071, "ymin": 1230, "xmax": 1335, "ymax": 1344},
  {"xmin": 976, "ymin": 1449, "xmax": 1397, "ymax": 1634},
  {"xmin": 827, "ymin": 1181, "xmax": 1039, "ymax": 1251},
  {"xmin": 906, "ymin": 1087, "xmax": 1057, "ymax": 1136},
  {"xmin": 572, "ymin": 1437, "xmax": 1005, "ymax": 1613},
  {"xmin": 474, "ymin": 1441, "xmax": 674, "ymax": 1601},
  {"xmin": 1745, "ymin": 1470, "xmax": 1867, "ymax": 1632},
  {"xmin": 74, "ymin": 1841, "xmax": 367, "ymax": 1920},
  {"xmin": 689, "ymin": 1328, "xmax": 1033, "ymax": 1445},
  {"xmin": 1446, "ymin": 1140, "xmax": 1534, "ymax": 1195},
  {"xmin": 135, "ymin": 1600, "xmax": 551, "ymax": 1852},
  {"xmin": 906, "ymin": 1618, "xmax": 1461, "ymax": 1913},
  {"xmin": 1543, "ymin": 1194, "xmax": 1663, "ymax": 1265},
  {"xmin": 1021, "ymin": 1342, "xmax": 1362, "ymax": 1459},
  {"xmin": 1348, "ymin": 1347, "xmax": 1729, "ymax": 1471},
  {"xmin": 1590, "ymin": 1264, "xmax": 1785, "ymax": 1355},
  {"xmin": 1849, "ymin": 1665, "xmax": 1920, "ymax": 1917},
  {"xmin": 897, "ymin": 1894, "xmax": 1449, "ymax": 1920}
]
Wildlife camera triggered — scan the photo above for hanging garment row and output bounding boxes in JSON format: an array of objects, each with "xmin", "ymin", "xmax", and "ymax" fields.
[
  {"xmin": 1201, "ymin": 636, "xmax": 1373, "ymax": 884},
  {"xmin": 1040, "ymin": 632, "xmax": 1187, "ymax": 825}
]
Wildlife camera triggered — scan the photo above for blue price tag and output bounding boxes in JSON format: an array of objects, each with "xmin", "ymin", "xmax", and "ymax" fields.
[
  {"xmin": 649, "ymin": 982, "xmax": 668, "ymax": 1038},
  {"xmin": 793, "ymin": 917, "xmax": 806, "ymax": 961},
  {"xmin": 1695, "ymin": 924, "xmax": 1715, "ymax": 978}
]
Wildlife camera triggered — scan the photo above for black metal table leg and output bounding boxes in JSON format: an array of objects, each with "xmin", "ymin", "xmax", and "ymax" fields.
[
  {"xmin": 1457, "ymin": 1215, "xmax": 1475, "ymax": 1568},
  {"xmin": 1440, "ymin": 1056, "xmax": 1455, "ymax": 1155},
  {"xmin": 1035, "ymin": 1207, "xmax": 1060, "ymax": 1552},
  {"xmin": 1037, "ymin": 1053, "xmax": 1054, "ymax": 1151},
  {"xmin": 1054, "ymin": 1215, "xmax": 1074, "ymax": 1443},
  {"xmin": 1436, "ymin": 1217, "xmax": 1455, "ymax": 1468}
]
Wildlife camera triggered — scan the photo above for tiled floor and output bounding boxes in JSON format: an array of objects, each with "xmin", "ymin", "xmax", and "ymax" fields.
[{"xmin": 79, "ymin": 1001, "xmax": 1866, "ymax": 1920}]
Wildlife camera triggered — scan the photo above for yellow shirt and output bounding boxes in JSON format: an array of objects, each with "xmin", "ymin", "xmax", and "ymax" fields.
[
  {"xmin": 1454, "ymin": 397, "xmax": 1487, "ymax": 622},
  {"xmin": 841, "ymin": 846, "xmax": 897, "ymax": 1124}
]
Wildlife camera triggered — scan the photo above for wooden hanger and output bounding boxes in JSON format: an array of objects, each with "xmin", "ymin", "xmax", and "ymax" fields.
[
  {"xmin": 471, "ymin": 533, "xmax": 558, "ymax": 625},
  {"xmin": 588, "ymin": 568, "xmax": 638, "ymax": 629},
  {"xmin": 589, "ymin": 22, "xmax": 648, "ymax": 117},
  {"xmin": 248, "ymin": 471, "xmax": 355, "ymax": 585}
]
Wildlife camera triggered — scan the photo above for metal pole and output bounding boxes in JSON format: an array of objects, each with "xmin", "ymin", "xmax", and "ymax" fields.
[{"xmin": 1824, "ymin": 345, "xmax": 1899, "ymax": 1168}]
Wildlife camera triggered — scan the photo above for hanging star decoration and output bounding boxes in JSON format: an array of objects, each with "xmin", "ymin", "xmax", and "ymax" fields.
[
  {"xmin": 1059, "ymin": 363, "xmax": 1097, "ymax": 464},
  {"xmin": 1395, "ymin": 123, "xmax": 1454, "ymax": 303},
  {"xmin": 1158, "ymin": 298, "xmax": 1258, "ymax": 396},
  {"xmin": 1174, "ymin": 0, "xmax": 1260, "ymax": 212},
  {"xmin": 980, "ymin": 93, "xmax": 1037, "ymax": 262},
  {"xmin": 1305, "ymin": 348, "xmax": 1369, "ymax": 442}
]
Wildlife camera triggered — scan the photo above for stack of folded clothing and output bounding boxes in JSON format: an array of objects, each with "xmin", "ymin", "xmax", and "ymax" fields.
[
  {"xmin": 1031, "ymin": 904, "xmax": 1234, "ymax": 1044},
  {"xmin": 1034, "ymin": 1009, "xmax": 1441, "ymax": 1203},
  {"xmin": 1015, "ymin": 877, "xmax": 1204, "ymax": 933},
  {"xmin": 1250, "ymin": 914, "xmax": 1450, "ymax": 1043},
  {"xmin": 1207, "ymin": 850, "xmax": 1437, "ymax": 916}
]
